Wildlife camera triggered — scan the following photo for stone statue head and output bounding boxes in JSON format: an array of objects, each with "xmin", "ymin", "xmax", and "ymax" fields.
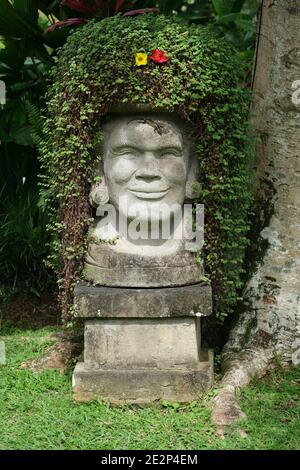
[
  {"xmin": 85, "ymin": 112, "xmax": 204, "ymax": 282},
  {"xmin": 90, "ymin": 112, "xmax": 201, "ymax": 227}
]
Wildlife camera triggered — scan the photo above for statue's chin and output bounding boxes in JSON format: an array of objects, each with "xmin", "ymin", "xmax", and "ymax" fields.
[
  {"xmin": 125, "ymin": 214, "xmax": 173, "ymax": 225},
  {"xmin": 121, "ymin": 203, "xmax": 183, "ymax": 223}
]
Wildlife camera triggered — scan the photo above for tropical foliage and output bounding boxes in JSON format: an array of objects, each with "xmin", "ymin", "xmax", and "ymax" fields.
[{"xmin": 0, "ymin": 0, "xmax": 259, "ymax": 308}]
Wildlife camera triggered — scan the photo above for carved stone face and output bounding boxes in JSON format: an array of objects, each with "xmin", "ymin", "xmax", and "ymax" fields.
[{"xmin": 103, "ymin": 116, "xmax": 190, "ymax": 222}]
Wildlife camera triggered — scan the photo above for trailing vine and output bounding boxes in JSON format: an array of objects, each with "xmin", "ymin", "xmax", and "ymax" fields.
[{"xmin": 39, "ymin": 14, "xmax": 253, "ymax": 325}]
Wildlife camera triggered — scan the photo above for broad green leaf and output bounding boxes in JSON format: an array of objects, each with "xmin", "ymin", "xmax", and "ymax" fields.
[
  {"xmin": 0, "ymin": 0, "xmax": 24, "ymax": 35},
  {"xmin": 0, "ymin": 0, "xmax": 43, "ymax": 42},
  {"xmin": 232, "ymin": 0, "xmax": 247, "ymax": 13},
  {"xmin": 216, "ymin": 13, "xmax": 253, "ymax": 24},
  {"xmin": 7, "ymin": 124, "xmax": 33, "ymax": 146},
  {"xmin": 211, "ymin": 0, "xmax": 228, "ymax": 15},
  {"xmin": 38, "ymin": 0, "xmax": 63, "ymax": 19},
  {"xmin": 13, "ymin": 0, "xmax": 38, "ymax": 23},
  {"xmin": 0, "ymin": 38, "xmax": 27, "ymax": 71}
]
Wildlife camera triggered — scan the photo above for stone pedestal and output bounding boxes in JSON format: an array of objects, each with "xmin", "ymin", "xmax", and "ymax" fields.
[
  {"xmin": 73, "ymin": 283, "xmax": 213, "ymax": 403},
  {"xmin": 85, "ymin": 242, "xmax": 204, "ymax": 287}
]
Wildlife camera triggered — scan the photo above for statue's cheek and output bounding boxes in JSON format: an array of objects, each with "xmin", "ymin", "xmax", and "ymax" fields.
[
  {"xmin": 163, "ymin": 160, "xmax": 187, "ymax": 185},
  {"xmin": 107, "ymin": 159, "xmax": 137, "ymax": 184}
]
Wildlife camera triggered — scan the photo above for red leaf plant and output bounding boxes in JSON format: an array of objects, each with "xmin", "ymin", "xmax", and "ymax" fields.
[
  {"xmin": 44, "ymin": 17, "xmax": 88, "ymax": 34},
  {"xmin": 45, "ymin": 1, "xmax": 158, "ymax": 35},
  {"xmin": 61, "ymin": 0, "xmax": 101, "ymax": 14}
]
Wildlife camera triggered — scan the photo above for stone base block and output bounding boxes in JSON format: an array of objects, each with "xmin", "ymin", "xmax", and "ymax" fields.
[
  {"xmin": 73, "ymin": 350, "xmax": 213, "ymax": 404},
  {"xmin": 74, "ymin": 282, "xmax": 212, "ymax": 319},
  {"xmin": 84, "ymin": 318, "xmax": 201, "ymax": 368}
]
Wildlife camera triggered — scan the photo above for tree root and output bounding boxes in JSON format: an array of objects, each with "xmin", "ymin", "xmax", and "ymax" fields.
[
  {"xmin": 212, "ymin": 346, "xmax": 273, "ymax": 433},
  {"xmin": 21, "ymin": 333, "xmax": 83, "ymax": 373}
]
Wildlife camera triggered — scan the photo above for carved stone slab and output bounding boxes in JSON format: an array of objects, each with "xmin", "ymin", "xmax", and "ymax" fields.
[{"xmin": 74, "ymin": 282, "xmax": 212, "ymax": 318}]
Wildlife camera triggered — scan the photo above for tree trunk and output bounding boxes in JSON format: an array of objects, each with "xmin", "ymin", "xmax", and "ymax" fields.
[{"xmin": 212, "ymin": 0, "xmax": 300, "ymax": 430}]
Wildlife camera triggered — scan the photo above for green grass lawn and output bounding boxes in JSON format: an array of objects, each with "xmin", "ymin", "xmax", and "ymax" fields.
[{"xmin": 0, "ymin": 325, "xmax": 299, "ymax": 450}]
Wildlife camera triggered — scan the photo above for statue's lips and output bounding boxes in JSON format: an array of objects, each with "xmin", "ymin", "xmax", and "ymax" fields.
[{"xmin": 128, "ymin": 188, "xmax": 170, "ymax": 200}]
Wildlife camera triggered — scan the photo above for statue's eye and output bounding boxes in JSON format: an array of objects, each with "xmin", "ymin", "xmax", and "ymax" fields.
[
  {"xmin": 159, "ymin": 148, "xmax": 182, "ymax": 158},
  {"xmin": 110, "ymin": 147, "xmax": 138, "ymax": 157}
]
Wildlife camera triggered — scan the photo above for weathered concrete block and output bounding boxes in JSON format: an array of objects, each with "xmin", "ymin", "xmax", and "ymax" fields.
[
  {"xmin": 84, "ymin": 318, "xmax": 200, "ymax": 368},
  {"xmin": 74, "ymin": 282, "xmax": 212, "ymax": 319},
  {"xmin": 73, "ymin": 350, "xmax": 214, "ymax": 404}
]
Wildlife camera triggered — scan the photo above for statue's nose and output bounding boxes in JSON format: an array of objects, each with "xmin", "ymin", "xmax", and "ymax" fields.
[
  {"xmin": 135, "ymin": 154, "xmax": 161, "ymax": 181},
  {"xmin": 136, "ymin": 172, "xmax": 161, "ymax": 182}
]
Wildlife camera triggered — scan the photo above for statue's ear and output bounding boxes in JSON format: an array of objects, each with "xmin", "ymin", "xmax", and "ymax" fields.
[
  {"xmin": 185, "ymin": 155, "xmax": 202, "ymax": 200},
  {"xmin": 185, "ymin": 179, "xmax": 202, "ymax": 200},
  {"xmin": 89, "ymin": 178, "xmax": 109, "ymax": 207}
]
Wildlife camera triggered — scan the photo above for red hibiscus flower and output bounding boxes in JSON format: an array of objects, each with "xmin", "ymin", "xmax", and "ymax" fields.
[{"xmin": 149, "ymin": 49, "xmax": 169, "ymax": 64}]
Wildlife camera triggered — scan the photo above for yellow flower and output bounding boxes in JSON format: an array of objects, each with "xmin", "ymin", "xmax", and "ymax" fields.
[{"xmin": 135, "ymin": 52, "xmax": 147, "ymax": 66}]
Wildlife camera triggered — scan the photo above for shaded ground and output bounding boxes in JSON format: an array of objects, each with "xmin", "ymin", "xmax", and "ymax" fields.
[
  {"xmin": 0, "ymin": 324, "xmax": 299, "ymax": 450},
  {"xmin": 0, "ymin": 290, "xmax": 60, "ymax": 329}
]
